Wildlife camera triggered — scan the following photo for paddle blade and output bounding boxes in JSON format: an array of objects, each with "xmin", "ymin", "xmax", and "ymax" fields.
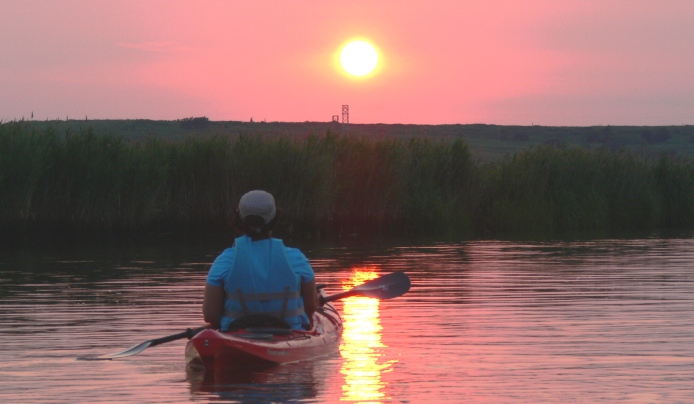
[
  {"xmin": 77, "ymin": 327, "xmax": 206, "ymax": 361},
  {"xmin": 323, "ymin": 271, "xmax": 411, "ymax": 303},
  {"xmin": 353, "ymin": 271, "xmax": 411, "ymax": 299},
  {"xmin": 77, "ymin": 341, "xmax": 153, "ymax": 361}
]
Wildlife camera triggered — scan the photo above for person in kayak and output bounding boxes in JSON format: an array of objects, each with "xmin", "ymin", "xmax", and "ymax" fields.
[{"xmin": 203, "ymin": 190, "xmax": 317, "ymax": 331}]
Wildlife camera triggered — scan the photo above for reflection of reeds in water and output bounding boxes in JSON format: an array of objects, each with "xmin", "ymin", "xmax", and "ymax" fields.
[{"xmin": 339, "ymin": 268, "xmax": 397, "ymax": 403}]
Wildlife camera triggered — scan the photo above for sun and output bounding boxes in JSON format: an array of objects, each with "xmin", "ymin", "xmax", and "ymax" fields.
[{"xmin": 340, "ymin": 40, "xmax": 379, "ymax": 77}]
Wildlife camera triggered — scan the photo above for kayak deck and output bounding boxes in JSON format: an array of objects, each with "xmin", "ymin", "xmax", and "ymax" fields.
[{"xmin": 186, "ymin": 304, "xmax": 343, "ymax": 369}]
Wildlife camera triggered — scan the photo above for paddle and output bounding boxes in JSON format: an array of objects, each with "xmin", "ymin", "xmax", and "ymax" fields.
[
  {"xmin": 77, "ymin": 327, "xmax": 207, "ymax": 361},
  {"xmin": 321, "ymin": 271, "xmax": 411, "ymax": 304},
  {"xmin": 77, "ymin": 271, "xmax": 410, "ymax": 361}
]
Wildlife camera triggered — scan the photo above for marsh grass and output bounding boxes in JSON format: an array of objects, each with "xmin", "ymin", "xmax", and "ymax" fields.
[
  {"xmin": 1, "ymin": 122, "xmax": 693, "ymax": 238},
  {"xmin": 481, "ymin": 147, "xmax": 668, "ymax": 233}
]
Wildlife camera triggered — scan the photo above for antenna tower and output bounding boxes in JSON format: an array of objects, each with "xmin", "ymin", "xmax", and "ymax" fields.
[{"xmin": 341, "ymin": 105, "xmax": 349, "ymax": 133}]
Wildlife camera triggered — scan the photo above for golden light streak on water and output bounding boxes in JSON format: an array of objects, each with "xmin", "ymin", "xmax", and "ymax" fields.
[{"xmin": 339, "ymin": 268, "xmax": 397, "ymax": 403}]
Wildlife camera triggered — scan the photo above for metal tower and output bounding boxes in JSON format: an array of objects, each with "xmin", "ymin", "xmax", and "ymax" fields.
[{"xmin": 342, "ymin": 105, "xmax": 349, "ymax": 133}]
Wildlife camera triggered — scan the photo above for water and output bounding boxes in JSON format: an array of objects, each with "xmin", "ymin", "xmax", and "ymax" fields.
[{"xmin": 1, "ymin": 236, "xmax": 694, "ymax": 403}]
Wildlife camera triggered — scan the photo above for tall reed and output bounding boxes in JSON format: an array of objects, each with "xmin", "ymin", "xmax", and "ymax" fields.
[
  {"xmin": 2, "ymin": 122, "xmax": 693, "ymax": 238},
  {"xmin": 479, "ymin": 146, "xmax": 685, "ymax": 233}
]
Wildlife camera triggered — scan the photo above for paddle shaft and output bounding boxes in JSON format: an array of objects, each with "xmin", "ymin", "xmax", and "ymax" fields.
[
  {"xmin": 322, "ymin": 289, "xmax": 358, "ymax": 303},
  {"xmin": 148, "ymin": 327, "xmax": 205, "ymax": 348}
]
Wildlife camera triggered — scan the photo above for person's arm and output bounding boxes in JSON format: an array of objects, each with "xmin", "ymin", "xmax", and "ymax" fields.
[
  {"xmin": 301, "ymin": 278, "xmax": 318, "ymax": 327},
  {"xmin": 204, "ymin": 247, "xmax": 234, "ymax": 329},
  {"xmin": 203, "ymin": 283, "xmax": 225, "ymax": 329}
]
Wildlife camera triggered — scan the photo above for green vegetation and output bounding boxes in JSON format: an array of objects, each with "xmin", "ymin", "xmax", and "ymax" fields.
[
  {"xmin": 2, "ymin": 120, "xmax": 694, "ymax": 239},
  {"xmin": 16, "ymin": 118, "xmax": 694, "ymax": 162}
]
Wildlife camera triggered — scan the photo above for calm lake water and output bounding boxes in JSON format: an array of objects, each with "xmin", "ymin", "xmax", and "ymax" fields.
[{"xmin": 1, "ymin": 235, "xmax": 694, "ymax": 403}]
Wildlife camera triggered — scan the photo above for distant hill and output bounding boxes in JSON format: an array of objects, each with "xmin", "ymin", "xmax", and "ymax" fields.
[{"xmin": 8, "ymin": 118, "xmax": 694, "ymax": 162}]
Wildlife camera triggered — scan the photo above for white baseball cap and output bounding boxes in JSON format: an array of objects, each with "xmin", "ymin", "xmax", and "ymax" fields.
[{"xmin": 238, "ymin": 190, "xmax": 276, "ymax": 224}]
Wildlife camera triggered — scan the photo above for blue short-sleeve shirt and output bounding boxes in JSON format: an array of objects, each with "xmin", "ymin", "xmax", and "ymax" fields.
[{"xmin": 206, "ymin": 243, "xmax": 315, "ymax": 287}]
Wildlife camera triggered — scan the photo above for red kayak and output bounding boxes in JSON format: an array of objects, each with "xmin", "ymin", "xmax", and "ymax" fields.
[{"xmin": 185, "ymin": 302, "xmax": 343, "ymax": 370}]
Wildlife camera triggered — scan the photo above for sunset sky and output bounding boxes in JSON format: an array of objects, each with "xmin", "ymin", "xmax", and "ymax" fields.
[{"xmin": 2, "ymin": 0, "xmax": 693, "ymax": 126}]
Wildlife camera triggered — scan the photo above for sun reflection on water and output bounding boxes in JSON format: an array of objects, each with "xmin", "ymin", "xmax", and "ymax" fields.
[{"xmin": 340, "ymin": 268, "xmax": 396, "ymax": 403}]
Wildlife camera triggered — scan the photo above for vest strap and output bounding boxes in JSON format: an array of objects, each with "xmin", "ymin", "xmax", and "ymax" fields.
[
  {"xmin": 223, "ymin": 306, "xmax": 306, "ymax": 319},
  {"xmin": 280, "ymin": 286, "xmax": 289, "ymax": 318},
  {"xmin": 236, "ymin": 288, "xmax": 250, "ymax": 316},
  {"xmin": 226, "ymin": 290, "xmax": 301, "ymax": 302}
]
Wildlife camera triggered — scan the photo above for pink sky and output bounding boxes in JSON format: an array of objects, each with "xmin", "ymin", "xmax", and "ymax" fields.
[{"xmin": 1, "ymin": 0, "xmax": 693, "ymax": 126}]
